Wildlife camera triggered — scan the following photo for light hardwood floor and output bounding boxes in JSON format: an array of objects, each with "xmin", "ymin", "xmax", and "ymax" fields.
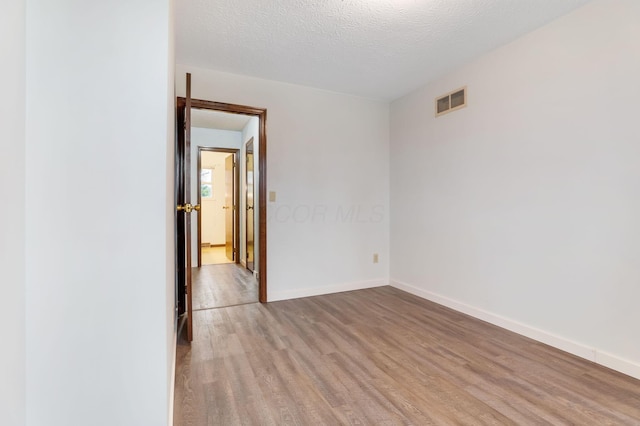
[
  {"xmin": 174, "ymin": 286, "xmax": 640, "ymax": 425},
  {"xmin": 192, "ymin": 264, "xmax": 258, "ymax": 310}
]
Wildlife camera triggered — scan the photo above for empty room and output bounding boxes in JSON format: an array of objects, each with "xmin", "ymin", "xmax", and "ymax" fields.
[{"xmin": 3, "ymin": 0, "xmax": 639, "ymax": 425}]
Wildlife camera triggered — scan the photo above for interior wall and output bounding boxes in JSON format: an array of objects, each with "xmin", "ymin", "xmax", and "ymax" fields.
[
  {"xmin": 176, "ymin": 65, "xmax": 390, "ymax": 301},
  {"xmin": 190, "ymin": 127, "xmax": 241, "ymax": 264},
  {"xmin": 25, "ymin": 1, "xmax": 174, "ymax": 425},
  {"xmin": 165, "ymin": 0, "xmax": 176, "ymax": 423},
  {"xmin": 390, "ymin": 0, "xmax": 640, "ymax": 379},
  {"xmin": 0, "ymin": 1, "xmax": 26, "ymax": 424}
]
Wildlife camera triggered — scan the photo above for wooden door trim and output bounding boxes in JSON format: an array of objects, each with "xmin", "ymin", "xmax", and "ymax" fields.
[
  {"xmin": 178, "ymin": 97, "xmax": 268, "ymax": 303},
  {"xmin": 197, "ymin": 147, "xmax": 240, "ymax": 265}
]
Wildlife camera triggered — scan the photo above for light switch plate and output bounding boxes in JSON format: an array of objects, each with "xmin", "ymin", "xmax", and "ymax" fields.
[{"xmin": 269, "ymin": 191, "xmax": 276, "ymax": 202}]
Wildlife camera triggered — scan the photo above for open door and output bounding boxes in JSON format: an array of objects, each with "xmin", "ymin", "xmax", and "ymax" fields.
[
  {"xmin": 176, "ymin": 73, "xmax": 197, "ymax": 342},
  {"xmin": 245, "ymin": 138, "xmax": 255, "ymax": 272},
  {"xmin": 225, "ymin": 154, "xmax": 235, "ymax": 261}
]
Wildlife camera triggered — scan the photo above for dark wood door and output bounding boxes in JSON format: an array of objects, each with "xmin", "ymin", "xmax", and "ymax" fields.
[
  {"xmin": 176, "ymin": 105, "xmax": 186, "ymax": 318},
  {"xmin": 176, "ymin": 73, "xmax": 195, "ymax": 342}
]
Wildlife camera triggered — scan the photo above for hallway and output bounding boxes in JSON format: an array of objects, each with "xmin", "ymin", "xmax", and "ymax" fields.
[{"xmin": 192, "ymin": 263, "xmax": 258, "ymax": 310}]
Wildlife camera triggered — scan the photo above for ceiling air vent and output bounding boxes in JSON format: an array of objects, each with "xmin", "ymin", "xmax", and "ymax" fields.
[{"xmin": 436, "ymin": 87, "xmax": 467, "ymax": 117}]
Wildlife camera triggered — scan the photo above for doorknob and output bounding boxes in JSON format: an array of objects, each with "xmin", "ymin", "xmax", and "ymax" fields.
[
  {"xmin": 222, "ymin": 206, "xmax": 229, "ymax": 210},
  {"xmin": 177, "ymin": 203, "xmax": 201, "ymax": 213},
  {"xmin": 247, "ymin": 206, "xmax": 254, "ymax": 210}
]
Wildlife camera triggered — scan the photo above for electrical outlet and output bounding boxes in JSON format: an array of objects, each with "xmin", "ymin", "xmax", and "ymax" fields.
[{"xmin": 373, "ymin": 253, "xmax": 379, "ymax": 263}]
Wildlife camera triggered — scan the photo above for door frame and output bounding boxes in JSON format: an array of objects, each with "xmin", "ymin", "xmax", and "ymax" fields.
[
  {"xmin": 177, "ymin": 97, "xmax": 268, "ymax": 303},
  {"xmin": 197, "ymin": 147, "xmax": 240, "ymax": 267}
]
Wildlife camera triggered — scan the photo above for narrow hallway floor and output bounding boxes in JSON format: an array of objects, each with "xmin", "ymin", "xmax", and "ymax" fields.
[{"xmin": 193, "ymin": 263, "xmax": 258, "ymax": 310}]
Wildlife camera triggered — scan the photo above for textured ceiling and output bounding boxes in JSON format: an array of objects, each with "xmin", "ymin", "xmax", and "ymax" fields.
[{"xmin": 176, "ymin": 0, "xmax": 591, "ymax": 100}]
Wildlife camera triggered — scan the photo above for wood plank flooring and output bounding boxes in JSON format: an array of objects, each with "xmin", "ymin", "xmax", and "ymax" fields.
[
  {"xmin": 192, "ymin": 264, "xmax": 258, "ymax": 310},
  {"xmin": 174, "ymin": 286, "xmax": 640, "ymax": 425}
]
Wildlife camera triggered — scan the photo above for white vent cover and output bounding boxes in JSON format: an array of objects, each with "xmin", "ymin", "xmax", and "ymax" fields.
[{"xmin": 436, "ymin": 87, "xmax": 467, "ymax": 117}]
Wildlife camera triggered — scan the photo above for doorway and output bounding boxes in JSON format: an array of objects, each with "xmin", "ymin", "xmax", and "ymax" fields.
[
  {"xmin": 197, "ymin": 148, "xmax": 239, "ymax": 267},
  {"xmin": 176, "ymin": 96, "xmax": 267, "ymax": 319}
]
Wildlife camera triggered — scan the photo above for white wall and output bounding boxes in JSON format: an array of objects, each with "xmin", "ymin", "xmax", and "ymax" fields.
[
  {"xmin": 192, "ymin": 126, "xmax": 242, "ymax": 151},
  {"xmin": 25, "ymin": 1, "xmax": 175, "ymax": 425},
  {"xmin": 177, "ymin": 65, "xmax": 390, "ymax": 301},
  {"xmin": 0, "ymin": 1, "xmax": 26, "ymax": 424},
  {"xmin": 390, "ymin": 0, "xmax": 640, "ymax": 379},
  {"xmin": 190, "ymin": 127, "xmax": 241, "ymax": 263},
  {"xmin": 166, "ymin": 0, "xmax": 176, "ymax": 422}
]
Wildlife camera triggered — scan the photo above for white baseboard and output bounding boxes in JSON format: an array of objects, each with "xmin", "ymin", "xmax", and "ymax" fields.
[
  {"xmin": 268, "ymin": 279, "xmax": 387, "ymax": 302},
  {"xmin": 390, "ymin": 279, "xmax": 640, "ymax": 381},
  {"xmin": 595, "ymin": 351, "xmax": 640, "ymax": 380}
]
